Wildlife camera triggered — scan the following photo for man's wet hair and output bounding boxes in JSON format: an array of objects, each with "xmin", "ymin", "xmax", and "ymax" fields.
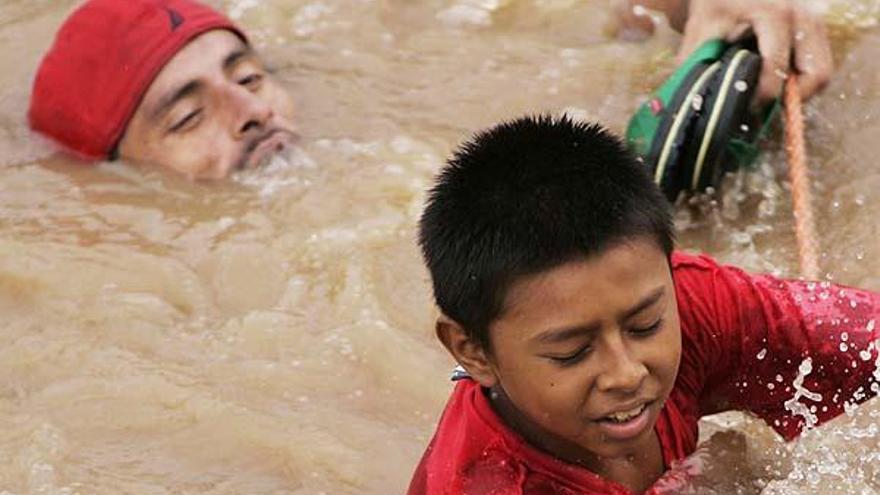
[{"xmin": 419, "ymin": 115, "xmax": 674, "ymax": 351}]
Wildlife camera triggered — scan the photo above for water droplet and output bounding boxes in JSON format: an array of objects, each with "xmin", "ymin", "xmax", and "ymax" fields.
[
  {"xmin": 860, "ymin": 350, "xmax": 872, "ymax": 361},
  {"xmin": 842, "ymin": 332, "xmax": 849, "ymax": 342},
  {"xmin": 734, "ymin": 80, "xmax": 749, "ymax": 92},
  {"xmin": 757, "ymin": 348, "xmax": 768, "ymax": 360},
  {"xmin": 691, "ymin": 94, "xmax": 704, "ymax": 111},
  {"xmin": 783, "ymin": 358, "xmax": 822, "ymax": 429},
  {"xmin": 840, "ymin": 343, "xmax": 849, "ymax": 352}
]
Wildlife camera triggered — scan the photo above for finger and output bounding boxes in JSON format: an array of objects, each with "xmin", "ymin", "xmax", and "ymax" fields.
[
  {"xmin": 676, "ymin": 0, "xmax": 739, "ymax": 63},
  {"xmin": 792, "ymin": 9, "xmax": 833, "ymax": 99},
  {"xmin": 751, "ymin": 4, "xmax": 794, "ymax": 102},
  {"xmin": 677, "ymin": 18, "xmax": 732, "ymax": 63}
]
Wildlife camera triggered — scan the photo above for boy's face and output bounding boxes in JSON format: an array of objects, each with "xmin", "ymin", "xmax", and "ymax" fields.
[
  {"xmin": 474, "ymin": 238, "xmax": 681, "ymax": 464},
  {"xmin": 118, "ymin": 30, "xmax": 297, "ymax": 180}
]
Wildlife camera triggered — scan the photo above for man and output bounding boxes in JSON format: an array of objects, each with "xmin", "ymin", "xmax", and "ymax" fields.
[
  {"xmin": 30, "ymin": 0, "xmax": 830, "ymax": 181},
  {"xmin": 29, "ymin": 0, "xmax": 297, "ymax": 180}
]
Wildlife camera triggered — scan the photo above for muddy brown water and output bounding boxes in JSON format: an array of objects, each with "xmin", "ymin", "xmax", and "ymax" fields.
[{"xmin": 0, "ymin": 0, "xmax": 878, "ymax": 493}]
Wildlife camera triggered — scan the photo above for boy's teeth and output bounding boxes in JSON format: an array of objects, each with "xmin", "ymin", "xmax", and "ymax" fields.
[{"xmin": 606, "ymin": 404, "xmax": 645, "ymax": 422}]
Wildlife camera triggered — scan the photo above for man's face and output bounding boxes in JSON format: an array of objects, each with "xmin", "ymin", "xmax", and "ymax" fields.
[
  {"xmin": 118, "ymin": 30, "xmax": 297, "ymax": 180},
  {"xmin": 485, "ymin": 238, "xmax": 681, "ymax": 467}
]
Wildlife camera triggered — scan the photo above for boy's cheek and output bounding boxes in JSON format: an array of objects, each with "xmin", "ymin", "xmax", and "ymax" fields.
[
  {"xmin": 650, "ymin": 321, "xmax": 683, "ymax": 389},
  {"xmin": 509, "ymin": 368, "xmax": 594, "ymax": 420}
]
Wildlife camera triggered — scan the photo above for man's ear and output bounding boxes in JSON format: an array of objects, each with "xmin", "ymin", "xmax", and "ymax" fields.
[{"xmin": 436, "ymin": 314, "xmax": 498, "ymax": 388}]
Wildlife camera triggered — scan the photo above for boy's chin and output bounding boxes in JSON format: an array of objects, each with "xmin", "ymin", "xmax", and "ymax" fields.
[{"xmin": 583, "ymin": 403, "xmax": 662, "ymax": 458}]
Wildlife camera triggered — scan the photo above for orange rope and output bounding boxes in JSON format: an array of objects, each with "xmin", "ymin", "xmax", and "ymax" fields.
[{"xmin": 783, "ymin": 75, "xmax": 820, "ymax": 280}]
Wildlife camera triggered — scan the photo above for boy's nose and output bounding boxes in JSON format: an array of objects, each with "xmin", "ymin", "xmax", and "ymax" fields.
[{"xmin": 596, "ymin": 339, "xmax": 648, "ymax": 394}]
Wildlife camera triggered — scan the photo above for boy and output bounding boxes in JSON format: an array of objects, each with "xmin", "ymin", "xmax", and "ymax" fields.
[{"xmin": 410, "ymin": 115, "xmax": 880, "ymax": 494}]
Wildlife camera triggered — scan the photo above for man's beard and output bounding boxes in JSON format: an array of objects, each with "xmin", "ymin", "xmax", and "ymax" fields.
[{"xmin": 231, "ymin": 143, "xmax": 317, "ymax": 197}]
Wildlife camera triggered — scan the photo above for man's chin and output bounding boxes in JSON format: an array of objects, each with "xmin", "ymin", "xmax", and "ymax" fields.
[
  {"xmin": 230, "ymin": 144, "xmax": 316, "ymax": 191},
  {"xmin": 238, "ymin": 129, "xmax": 300, "ymax": 172},
  {"xmin": 237, "ymin": 143, "xmax": 298, "ymax": 173}
]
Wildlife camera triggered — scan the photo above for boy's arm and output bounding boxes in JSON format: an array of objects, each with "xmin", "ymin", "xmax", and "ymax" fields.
[{"xmin": 674, "ymin": 255, "xmax": 880, "ymax": 441}]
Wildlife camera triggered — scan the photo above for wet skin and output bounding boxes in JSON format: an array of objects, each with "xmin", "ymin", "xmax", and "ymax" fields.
[
  {"xmin": 118, "ymin": 30, "xmax": 297, "ymax": 180},
  {"xmin": 439, "ymin": 238, "xmax": 682, "ymax": 493}
]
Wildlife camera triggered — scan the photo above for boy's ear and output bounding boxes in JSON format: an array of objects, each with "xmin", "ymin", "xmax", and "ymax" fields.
[{"xmin": 436, "ymin": 314, "xmax": 498, "ymax": 388}]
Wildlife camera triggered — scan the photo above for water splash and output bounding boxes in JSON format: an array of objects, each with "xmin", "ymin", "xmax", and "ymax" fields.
[
  {"xmin": 292, "ymin": 1, "xmax": 336, "ymax": 38},
  {"xmin": 783, "ymin": 358, "xmax": 823, "ymax": 430},
  {"xmin": 228, "ymin": 0, "xmax": 259, "ymax": 19},
  {"xmin": 436, "ymin": 0, "xmax": 510, "ymax": 27}
]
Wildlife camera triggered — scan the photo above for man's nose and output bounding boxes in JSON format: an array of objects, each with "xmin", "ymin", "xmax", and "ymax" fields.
[
  {"xmin": 595, "ymin": 335, "xmax": 648, "ymax": 394},
  {"xmin": 226, "ymin": 85, "xmax": 273, "ymax": 139}
]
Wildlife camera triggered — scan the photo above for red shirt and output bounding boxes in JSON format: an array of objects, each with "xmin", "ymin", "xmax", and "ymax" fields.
[{"xmin": 409, "ymin": 252, "xmax": 880, "ymax": 494}]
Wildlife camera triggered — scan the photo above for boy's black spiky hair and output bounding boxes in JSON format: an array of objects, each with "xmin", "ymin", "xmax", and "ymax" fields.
[{"xmin": 419, "ymin": 114, "xmax": 673, "ymax": 350}]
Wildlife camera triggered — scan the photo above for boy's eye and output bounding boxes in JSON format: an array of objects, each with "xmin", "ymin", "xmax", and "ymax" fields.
[
  {"xmin": 547, "ymin": 345, "xmax": 591, "ymax": 366},
  {"xmin": 631, "ymin": 318, "xmax": 664, "ymax": 336},
  {"xmin": 169, "ymin": 109, "xmax": 202, "ymax": 133}
]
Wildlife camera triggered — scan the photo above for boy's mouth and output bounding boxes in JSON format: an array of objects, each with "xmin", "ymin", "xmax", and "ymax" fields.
[
  {"xmin": 604, "ymin": 403, "xmax": 647, "ymax": 423},
  {"xmin": 597, "ymin": 401, "xmax": 653, "ymax": 440}
]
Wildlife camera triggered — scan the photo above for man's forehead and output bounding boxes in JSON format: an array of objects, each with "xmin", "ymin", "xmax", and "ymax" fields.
[{"xmin": 142, "ymin": 30, "xmax": 251, "ymax": 108}]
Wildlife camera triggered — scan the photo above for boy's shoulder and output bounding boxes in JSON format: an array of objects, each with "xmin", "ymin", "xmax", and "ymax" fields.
[
  {"xmin": 670, "ymin": 250, "xmax": 721, "ymax": 272},
  {"xmin": 409, "ymin": 380, "xmax": 634, "ymax": 495},
  {"xmin": 408, "ymin": 380, "xmax": 521, "ymax": 494},
  {"xmin": 667, "ymin": 250, "xmax": 759, "ymax": 344},
  {"xmin": 669, "ymin": 250, "xmax": 748, "ymax": 302}
]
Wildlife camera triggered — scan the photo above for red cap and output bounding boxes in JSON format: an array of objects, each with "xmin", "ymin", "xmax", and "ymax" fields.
[{"xmin": 28, "ymin": 0, "xmax": 246, "ymax": 160}]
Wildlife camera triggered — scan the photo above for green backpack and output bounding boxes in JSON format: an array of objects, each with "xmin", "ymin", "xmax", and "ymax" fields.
[{"xmin": 626, "ymin": 38, "xmax": 779, "ymax": 202}]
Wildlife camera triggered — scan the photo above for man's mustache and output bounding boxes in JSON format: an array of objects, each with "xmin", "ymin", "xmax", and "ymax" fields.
[{"xmin": 235, "ymin": 129, "xmax": 299, "ymax": 171}]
